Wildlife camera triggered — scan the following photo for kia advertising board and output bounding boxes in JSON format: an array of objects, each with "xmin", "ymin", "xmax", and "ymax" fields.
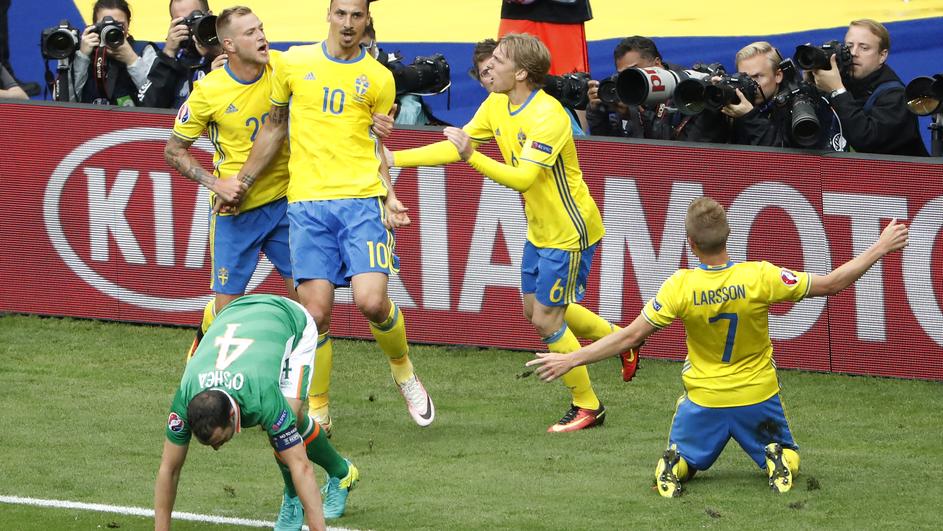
[{"xmin": 1, "ymin": 102, "xmax": 941, "ymax": 380}]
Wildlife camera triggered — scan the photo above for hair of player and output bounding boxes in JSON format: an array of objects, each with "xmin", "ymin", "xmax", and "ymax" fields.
[
  {"xmin": 849, "ymin": 18, "xmax": 891, "ymax": 52},
  {"xmin": 331, "ymin": 0, "xmax": 373, "ymax": 9},
  {"xmin": 735, "ymin": 41, "xmax": 783, "ymax": 72},
  {"xmin": 497, "ymin": 33, "xmax": 551, "ymax": 87},
  {"xmin": 685, "ymin": 197, "xmax": 730, "ymax": 254},
  {"xmin": 92, "ymin": 0, "xmax": 131, "ymax": 23},
  {"xmin": 187, "ymin": 389, "xmax": 232, "ymax": 445},
  {"xmin": 216, "ymin": 6, "xmax": 253, "ymax": 39},
  {"xmin": 168, "ymin": 0, "xmax": 210, "ymax": 16},
  {"xmin": 613, "ymin": 36, "xmax": 662, "ymax": 64}
]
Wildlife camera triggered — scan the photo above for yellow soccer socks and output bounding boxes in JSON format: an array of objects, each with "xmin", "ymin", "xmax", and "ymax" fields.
[
  {"xmin": 308, "ymin": 332, "xmax": 334, "ymax": 432},
  {"xmin": 564, "ymin": 303, "xmax": 617, "ymax": 341},
  {"xmin": 543, "ymin": 323, "xmax": 600, "ymax": 410},
  {"xmin": 186, "ymin": 298, "xmax": 218, "ymax": 362},
  {"xmin": 369, "ymin": 299, "xmax": 414, "ymax": 384}
]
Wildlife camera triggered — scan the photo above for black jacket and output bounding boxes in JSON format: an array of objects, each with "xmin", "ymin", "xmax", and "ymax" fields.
[
  {"xmin": 78, "ymin": 38, "xmax": 155, "ymax": 105},
  {"xmin": 828, "ymin": 64, "xmax": 928, "ymax": 156},
  {"xmin": 140, "ymin": 50, "xmax": 213, "ymax": 109}
]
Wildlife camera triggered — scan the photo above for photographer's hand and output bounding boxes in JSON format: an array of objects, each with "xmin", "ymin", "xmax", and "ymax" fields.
[
  {"xmin": 812, "ymin": 55, "xmax": 844, "ymax": 94},
  {"xmin": 79, "ymin": 26, "xmax": 99, "ymax": 56},
  {"xmin": 112, "ymin": 38, "xmax": 140, "ymax": 66},
  {"xmin": 721, "ymin": 88, "xmax": 754, "ymax": 118},
  {"xmin": 443, "ymin": 127, "xmax": 473, "ymax": 161},
  {"xmin": 587, "ymin": 79, "xmax": 602, "ymax": 110},
  {"xmin": 164, "ymin": 18, "xmax": 188, "ymax": 58}
]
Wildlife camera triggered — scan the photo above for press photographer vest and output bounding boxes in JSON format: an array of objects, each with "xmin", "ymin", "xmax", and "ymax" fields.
[{"xmin": 80, "ymin": 38, "xmax": 155, "ymax": 106}]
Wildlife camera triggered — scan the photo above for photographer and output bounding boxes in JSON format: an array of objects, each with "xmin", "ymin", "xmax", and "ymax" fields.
[
  {"xmin": 723, "ymin": 42, "xmax": 829, "ymax": 148},
  {"xmin": 69, "ymin": 0, "xmax": 158, "ymax": 105},
  {"xmin": 141, "ymin": 0, "xmax": 225, "ymax": 109},
  {"xmin": 586, "ymin": 36, "xmax": 727, "ymax": 142},
  {"xmin": 811, "ymin": 19, "xmax": 928, "ymax": 156}
]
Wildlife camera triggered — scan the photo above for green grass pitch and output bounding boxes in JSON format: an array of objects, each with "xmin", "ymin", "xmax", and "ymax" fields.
[{"xmin": 1, "ymin": 314, "xmax": 941, "ymax": 530}]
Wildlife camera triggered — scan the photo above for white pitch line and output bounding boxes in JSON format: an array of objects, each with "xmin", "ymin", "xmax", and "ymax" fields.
[{"xmin": 0, "ymin": 495, "xmax": 361, "ymax": 530}]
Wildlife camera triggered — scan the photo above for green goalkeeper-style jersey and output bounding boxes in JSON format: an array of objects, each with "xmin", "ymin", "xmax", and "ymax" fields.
[{"xmin": 164, "ymin": 294, "xmax": 309, "ymax": 451}]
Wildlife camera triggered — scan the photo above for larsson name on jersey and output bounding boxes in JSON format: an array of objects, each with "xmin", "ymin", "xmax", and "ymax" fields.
[
  {"xmin": 199, "ymin": 370, "xmax": 245, "ymax": 390},
  {"xmin": 692, "ymin": 284, "xmax": 747, "ymax": 306}
]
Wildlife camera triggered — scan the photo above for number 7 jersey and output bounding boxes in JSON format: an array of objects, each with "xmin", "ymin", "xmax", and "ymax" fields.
[{"xmin": 642, "ymin": 261, "xmax": 811, "ymax": 408}]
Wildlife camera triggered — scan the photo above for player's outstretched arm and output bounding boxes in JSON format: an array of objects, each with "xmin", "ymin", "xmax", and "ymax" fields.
[
  {"xmin": 527, "ymin": 314, "xmax": 658, "ymax": 382},
  {"xmin": 164, "ymin": 135, "xmax": 246, "ymax": 204},
  {"xmin": 443, "ymin": 127, "xmax": 539, "ymax": 192},
  {"xmin": 279, "ymin": 443, "xmax": 327, "ymax": 531},
  {"xmin": 808, "ymin": 218, "xmax": 909, "ymax": 297},
  {"xmin": 154, "ymin": 439, "xmax": 189, "ymax": 531}
]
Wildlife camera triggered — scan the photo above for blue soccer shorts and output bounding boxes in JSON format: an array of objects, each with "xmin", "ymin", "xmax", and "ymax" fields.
[
  {"xmin": 210, "ymin": 198, "xmax": 292, "ymax": 295},
  {"xmin": 668, "ymin": 393, "xmax": 798, "ymax": 470},
  {"xmin": 520, "ymin": 241, "xmax": 596, "ymax": 307},
  {"xmin": 287, "ymin": 197, "xmax": 399, "ymax": 287}
]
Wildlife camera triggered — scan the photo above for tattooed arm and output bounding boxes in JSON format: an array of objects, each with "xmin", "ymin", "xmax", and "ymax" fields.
[
  {"xmin": 164, "ymin": 135, "xmax": 246, "ymax": 204},
  {"xmin": 234, "ymin": 104, "xmax": 289, "ymax": 188}
]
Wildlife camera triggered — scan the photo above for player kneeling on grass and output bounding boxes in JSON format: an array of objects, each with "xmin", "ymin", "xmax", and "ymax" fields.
[
  {"xmin": 527, "ymin": 197, "xmax": 908, "ymax": 496},
  {"xmin": 154, "ymin": 294, "xmax": 359, "ymax": 531}
]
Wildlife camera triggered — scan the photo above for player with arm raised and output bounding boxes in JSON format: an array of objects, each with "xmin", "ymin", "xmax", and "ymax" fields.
[
  {"xmin": 231, "ymin": 0, "xmax": 431, "ymax": 435},
  {"xmin": 154, "ymin": 294, "xmax": 360, "ymax": 531},
  {"xmin": 389, "ymin": 33, "xmax": 637, "ymax": 433},
  {"xmin": 527, "ymin": 197, "xmax": 908, "ymax": 495}
]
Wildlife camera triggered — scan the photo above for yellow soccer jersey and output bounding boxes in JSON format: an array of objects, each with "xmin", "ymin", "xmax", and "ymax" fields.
[
  {"xmin": 270, "ymin": 42, "xmax": 395, "ymax": 201},
  {"xmin": 172, "ymin": 50, "xmax": 290, "ymax": 213},
  {"xmin": 642, "ymin": 260, "xmax": 812, "ymax": 408},
  {"xmin": 464, "ymin": 90, "xmax": 604, "ymax": 251}
]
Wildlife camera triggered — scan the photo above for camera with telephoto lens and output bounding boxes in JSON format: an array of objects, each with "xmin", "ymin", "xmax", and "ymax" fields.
[
  {"xmin": 614, "ymin": 66, "xmax": 711, "ymax": 109},
  {"xmin": 596, "ymin": 73, "xmax": 620, "ymax": 106},
  {"xmin": 703, "ymin": 72, "xmax": 759, "ymax": 110},
  {"xmin": 543, "ymin": 72, "xmax": 591, "ymax": 110},
  {"xmin": 180, "ymin": 10, "xmax": 219, "ymax": 52},
  {"xmin": 772, "ymin": 59, "xmax": 821, "ymax": 147},
  {"xmin": 794, "ymin": 40, "xmax": 851, "ymax": 74},
  {"xmin": 673, "ymin": 62, "xmax": 728, "ymax": 115},
  {"xmin": 378, "ymin": 51, "xmax": 451, "ymax": 96},
  {"xmin": 905, "ymin": 74, "xmax": 943, "ymax": 115},
  {"xmin": 41, "ymin": 20, "xmax": 80, "ymax": 60},
  {"xmin": 92, "ymin": 16, "xmax": 125, "ymax": 49}
]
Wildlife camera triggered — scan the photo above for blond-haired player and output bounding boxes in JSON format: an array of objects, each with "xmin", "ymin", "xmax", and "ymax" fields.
[{"xmin": 528, "ymin": 197, "xmax": 908, "ymax": 495}]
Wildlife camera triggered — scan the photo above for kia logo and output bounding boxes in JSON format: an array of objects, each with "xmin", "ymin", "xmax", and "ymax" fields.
[{"xmin": 43, "ymin": 127, "xmax": 274, "ymax": 311}]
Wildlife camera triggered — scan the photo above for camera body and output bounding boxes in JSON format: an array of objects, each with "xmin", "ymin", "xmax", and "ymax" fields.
[
  {"xmin": 772, "ymin": 59, "xmax": 822, "ymax": 147},
  {"xmin": 41, "ymin": 20, "xmax": 80, "ymax": 60},
  {"xmin": 794, "ymin": 40, "xmax": 851, "ymax": 74},
  {"xmin": 92, "ymin": 16, "xmax": 125, "ymax": 49},
  {"xmin": 180, "ymin": 10, "xmax": 219, "ymax": 51},
  {"xmin": 704, "ymin": 72, "xmax": 759, "ymax": 110},
  {"xmin": 379, "ymin": 50, "xmax": 451, "ymax": 96},
  {"xmin": 543, "ymin": 72, "xmax": 591, "ymax": 110}
]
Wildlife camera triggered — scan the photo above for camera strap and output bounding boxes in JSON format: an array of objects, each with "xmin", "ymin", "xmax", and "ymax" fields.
[{"xmin": 94, "ymin": 46, "xmax": 110, "ymax": 101}]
